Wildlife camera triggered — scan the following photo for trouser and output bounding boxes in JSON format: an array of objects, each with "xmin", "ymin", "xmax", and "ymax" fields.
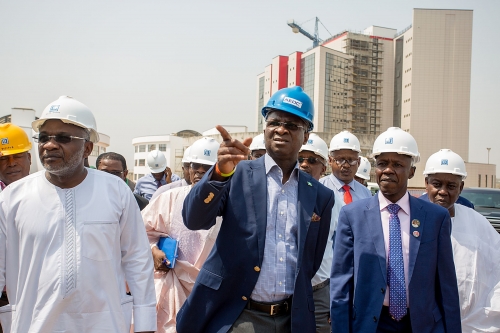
[
  {"xmin": 312, "ymin": 280, "xmax": 330, "ymax": 333},
  {"xmin": 376, "ymin": 306, "xmax": 412, "ymax": 333},
  {"xmin": 228, "ymin": 302, "xmax": 291, "ymax": 333},
  {"xmin": 0, "ymin": 291, "xmax": 8, "ymax": 333}
]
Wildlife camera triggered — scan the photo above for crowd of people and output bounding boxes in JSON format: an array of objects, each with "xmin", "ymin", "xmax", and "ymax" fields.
[{"xmin": 0, "ymin": 87, "xmax": 498, "ymax": 333}]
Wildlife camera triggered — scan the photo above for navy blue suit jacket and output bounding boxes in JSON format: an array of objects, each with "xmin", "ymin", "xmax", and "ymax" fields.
[
  {"xmin": 330, "ymin": 194, "xmax": 461, "ymax": 333},
  {"xmin": 176, "ymin": 158, "xmax": 335, "ymax": 333}
]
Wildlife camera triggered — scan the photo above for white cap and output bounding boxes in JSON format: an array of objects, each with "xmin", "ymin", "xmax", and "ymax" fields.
[
  {"xmin": 189, "ymin": 137, "xmax": 220, "ymax": 165},
  {"xmin": 329, "ymin": 131, "xmax": 361, "ymax": 153},
  {"xmin": 182, "ymin": 146, "xmax": 192, "ymax": 163},
  {"xmin": 423, "ymin": 149, "xmax": 467, "ymax": 179},
  {"xmin": 371, "ymin": 127, "xmax": 420, "ymax": 163},
  {"xmin": 249, "ymin": 133, "xmax": 266, "ymax": 151},
  {"xmin": 355, "ymin": 156, "xmax": 371, "ymax": 180},
  {"xmin": 147, "ymin": 150, "xmax": 168, "ymax": 173},
  {"xmin": 32, "ymin": 96, "xmax": 100, "ymax": 143},
  {"xmin": 300, "ymin": 133, "xmax": 328, "ymax": 161}
]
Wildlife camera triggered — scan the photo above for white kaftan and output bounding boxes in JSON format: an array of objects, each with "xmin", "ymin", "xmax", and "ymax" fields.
[
  {"xmin": 452, "ymin": 204, "xmax": 500, "ymax": 332},
  {"xmin": 142, "ymin": 185, "xmax": 221, "ymax": 333},
  {"xmin": 0, "ymin": 169, "xmax": 157, "ymax": 332}
]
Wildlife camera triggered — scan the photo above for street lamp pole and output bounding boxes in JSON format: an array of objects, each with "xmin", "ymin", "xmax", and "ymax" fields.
[{"xmin": 487, "ymin": 148, "xmax": 491, "ymax": 164}]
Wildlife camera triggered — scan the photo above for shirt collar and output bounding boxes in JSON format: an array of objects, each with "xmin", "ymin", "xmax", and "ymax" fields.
[
  {"xmin": 378, "ymin": 191, "xmax": 410, "ymax": 216},
  {"xmin": 331, "ymin": 175, "xmax": 356, "ymax": 192},
  {"xmin": 264, "ymin": 153, "xmax": 300, "ymax": 179}
]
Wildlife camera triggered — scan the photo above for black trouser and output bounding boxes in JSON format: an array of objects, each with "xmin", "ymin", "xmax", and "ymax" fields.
[
  {"xmin": 0, "ymin": 291, "xmax": 8, "ymax": 333},
  {"xmin": 376, "ymin": 306, "xmax": 412, "ymax": 333}
]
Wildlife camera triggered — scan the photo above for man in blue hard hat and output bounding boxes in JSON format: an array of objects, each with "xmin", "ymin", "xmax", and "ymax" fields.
[{"xmin": 176, "ymin": 86, "xmax": 335, "ymax": 333}]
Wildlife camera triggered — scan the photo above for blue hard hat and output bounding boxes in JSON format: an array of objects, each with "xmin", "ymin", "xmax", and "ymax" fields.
[{"xmin": 261, "ymin": 86, "xmax": 314, "ymax": 132}]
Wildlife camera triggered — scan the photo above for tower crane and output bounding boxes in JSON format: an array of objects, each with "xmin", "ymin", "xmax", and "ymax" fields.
[{"xmin": 287, "ymin": 17, "xmax": 331, "ymax": 48}]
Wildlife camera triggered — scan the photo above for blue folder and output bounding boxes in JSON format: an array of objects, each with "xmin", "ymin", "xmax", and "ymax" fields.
[{"xmin": 157, "ymin": 236, "xmax": 179, "ymax": 269}]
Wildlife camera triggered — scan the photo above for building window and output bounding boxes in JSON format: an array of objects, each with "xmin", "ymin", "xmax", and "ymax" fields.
[
  {"xmin": 159, "ymin": 144, "xmax": 167, "ymax": 152},
  {"xmin": 101, "ymin": 147, "xmax": 106, "ymax": 153},
  {"xmin": 300, "ymin": 53, "xmax": 315, "ymax": 103},
  {"xmin": 138, "ymin": 174, "xmax": 144, "ymax": 179},
  {"xmin": 135, "ymin": 160, "xmax": 138, "ymax": 166},
  {"xmin": 139, "ymin": 145, "xmax": 146, "ymax": 152},
  {"xmin": 138, "ymin": 159, "xmax": 145, "ymax": 166},
  {"xmin": 135, "ymin": 146, "xmax": 138, "ymax": 153},
  {"xmin": 486, "ymin": 175, "xmax": 488, "ymax": 188},
  {"xmin": 148, "ymin": 144, "xmax": 156, "ymax": 151},
  {"xmin": 91, "ymin": 146, "xmax": 99, "ymax": 157},
  {"xmin": 478, "ymin": 174, "xmax": 481, "ymax": 187}
]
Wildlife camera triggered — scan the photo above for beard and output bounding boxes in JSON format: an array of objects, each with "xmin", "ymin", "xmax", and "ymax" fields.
[{"xmin": 43, "ymin": 145, "xmax": 86, "ymax": 177}]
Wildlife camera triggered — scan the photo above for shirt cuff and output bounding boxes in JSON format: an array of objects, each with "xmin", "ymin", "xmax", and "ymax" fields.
[{"xmin": 133, "ymin": 305, "xmax": 157, "ymax": 332}]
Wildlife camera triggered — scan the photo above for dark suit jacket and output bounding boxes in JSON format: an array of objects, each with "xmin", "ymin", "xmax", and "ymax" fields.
[
  {"xmin": 176, "ymin": 158, "xmax": 335, "ymax": 333},
  {"xmin": 330, "ymin": 194, "xmax": 461, "ymax": 333}
]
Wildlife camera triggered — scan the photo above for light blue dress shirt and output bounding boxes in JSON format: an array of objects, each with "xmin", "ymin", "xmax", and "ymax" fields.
[
  {"xmin": 133, "ymin": 173, "xmax": 181, "ymax": 201},
  {"xmin": 319, "ymin": 174, "xmax": 372, "ymax": 203},
  {"xmin": 250, "ymin": 154, "xmax": 299, "ymax": 302}
]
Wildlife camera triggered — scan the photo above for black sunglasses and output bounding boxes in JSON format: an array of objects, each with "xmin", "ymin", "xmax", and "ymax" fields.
[
  {"xmin": 190, "ymin": 163, "xmax": 211, "ymax": 171},
  {"xmin": 36, "ymin": 134, "xmax": 88, "ymax": 144},
  {"xmin": 266, "ymin": 121, "xmax": 304, "ymax": 131},
  {"xmin": 298, "ymin": 156, "xmax": 323, "ymax": 165}
]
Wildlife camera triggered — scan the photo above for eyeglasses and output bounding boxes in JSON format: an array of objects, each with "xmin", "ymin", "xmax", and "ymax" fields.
[
  {"xmin": 99, "ymin": 169, "xmax": 124, "ymax": 177},
  {"xmin": 190, "ymin": 163, "xmax": 211, "ymax": 172},
  {"xmin": 332, "ymin": 158, "xmax": 358, "ymax": 166},
  {"xmin": 36, "ymin": 134, "xmax": 88, "ymax": 145},
  {"xmin": 298, "ymin": 157, "xmax": 324, "ymax": 165},
  {"xmin": 266, "ymin": 121, "xmax": 304, "ymax": 131}
]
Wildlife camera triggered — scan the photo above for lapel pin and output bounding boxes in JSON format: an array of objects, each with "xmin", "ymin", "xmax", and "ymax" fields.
[
  {"xmin": 204, "ymin": 192, "xmax": 215, "ymax": 204},
  {"xmin": 411, "ymin": 219, "xmax": 420, "ymax": 228},
  {"xmin": 413, "ymin": 230, "xmax": 420, "ymax": 238},
  {"xmin": 307, "ymin": 181, "xmax": 312, "ymax": 187}
]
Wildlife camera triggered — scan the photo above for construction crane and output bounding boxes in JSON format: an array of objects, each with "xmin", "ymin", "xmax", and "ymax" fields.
[{"xmin": 287, "ymin": 17, "xmax": 331, "ymax": 48}]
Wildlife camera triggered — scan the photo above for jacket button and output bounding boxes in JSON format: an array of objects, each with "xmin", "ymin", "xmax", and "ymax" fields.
[
  {"xmin": 373, "ymin": 316, "xmax": 377, "ymax": 322},
  {"xmin": 381, "ymin": 288, "xmax": 385, "ymax": 293},
  {"xmin": 242, "ymin": 296, "xmax": 248, "ymax": 301},
  {"xmin": 254, "ymin": 266, "xmax": 261, "ymax": 272}
]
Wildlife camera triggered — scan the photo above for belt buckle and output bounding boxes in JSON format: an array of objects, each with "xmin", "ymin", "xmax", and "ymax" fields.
[{"xmin": 270, "ymin": 304, "xmax": 278, "ymax": 316}]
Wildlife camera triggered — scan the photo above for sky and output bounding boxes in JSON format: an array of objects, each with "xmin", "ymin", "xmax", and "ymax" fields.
[{"xmin": 1, "ymin": 0, "xmax": 499, "ymax": 173}]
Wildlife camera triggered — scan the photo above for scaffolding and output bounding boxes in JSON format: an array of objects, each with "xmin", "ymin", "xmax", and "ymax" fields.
[{"xmin": 342, "ymin": 33, "xmax": 383, "ymax": 135}]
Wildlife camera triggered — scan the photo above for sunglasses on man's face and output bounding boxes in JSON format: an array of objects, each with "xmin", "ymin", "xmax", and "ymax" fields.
[
  {"xmin": 298, "ymin": 156, "xmax": 323, "ymax": 165},
  {"xmin": 190, "ymin": 163, "xmax": 211, "ymax": 171},
  {"xmin": 36, "ymin": 134, "xmax": 88, "ymax": 145}
]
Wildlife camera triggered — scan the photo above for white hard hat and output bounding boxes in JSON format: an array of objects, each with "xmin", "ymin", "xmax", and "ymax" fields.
[
  {"xmin": 32, "ymin": 96, "xmax": 100, "ymax": 143},
  {"xmin": 329, "ymin": 130, "xmax": 361, "ymax": 153},
  {"xmin": 355, "ymin": 156, "xmax": 371, "ymax": 180},
  {"xmin": 371, "ymin": 127, "xmax": 420, "ymax": 163},
  {"xmin": 189, "ymin": 137, "xmax": 220, "ymax": 165},
  {"xmin": 300, "ymin": 133, "xmax": 329, "ymax": 161},
  {"xmin": 249, "ymin": 133, "xmax": 266, "ymax": 151},
  {"xmin": 423, "ymin": 149, "xmax": 467, "ymax": 179},
  {"xmin": 182, "ymin": 146, "xmax": 192, "ymax": 163},
  {"xmin": 147, "ymin": 150, "xmax": 168, "ymax": 173}
]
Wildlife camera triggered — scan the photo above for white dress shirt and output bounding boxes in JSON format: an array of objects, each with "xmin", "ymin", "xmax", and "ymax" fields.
[
  {"xmin": 0, "ymin": 169, "xmax": 157, "ymax": 332},
  {"xmin": 378, "ymin": 191, "xmax": 410, "ymax": 307}
]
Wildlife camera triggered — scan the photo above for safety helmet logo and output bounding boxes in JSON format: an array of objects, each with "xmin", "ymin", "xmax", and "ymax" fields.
[
  {"xmin": 441, "ymin": 159, "xmax": 448, "ymax": 165},
  {"xmin": 1, "ymin": 138, "xmax": 8, "ymax": 145},
  {"xmin": 155, "ymin": 164, "xmax": 159, "ymax": 167},
  {"xmin": 385, "ymin": 138, "xmax": 393, "ymax": 144},
  {"xmin": 49, "ymin": 105, "xmax": 60, "ymax": 113},
  {"xmin": 307, "ymin": 139, "xmax": 313, "ymax": 144},
  {"xmin": 343, "ymin": 138, "xmax": 349, "ymax": 143},
  {"xmin": 283, "ymin": 97, "xmax": 302, "ymax": 109},
  {"xmin": 363, "ymin": 169, "xmax": 367, "ymax": 173},
  {"xmin": 204, "ymin": 149, "xmax": 211, "ymax": 156}
]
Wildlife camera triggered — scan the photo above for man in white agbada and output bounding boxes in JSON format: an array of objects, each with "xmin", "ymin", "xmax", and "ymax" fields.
[
  {"xmin": 0, "ymin": 96, "xmax": 156, "ymax": 333},
  {"xmin": 142, "ymin": 137, "xmax": 221, "ymax": 333},
  {"xmin": 424, "ymin": 149, "xmax": 500, "ymax": 332}
]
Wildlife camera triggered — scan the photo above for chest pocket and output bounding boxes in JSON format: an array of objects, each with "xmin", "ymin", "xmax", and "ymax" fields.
[{"xmin": 82, "ymin": 221, "xmax": 119, "ymax": 261}]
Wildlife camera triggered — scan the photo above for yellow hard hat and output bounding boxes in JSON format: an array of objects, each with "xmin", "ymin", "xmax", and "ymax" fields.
[{"xmin": 0, "ymin": 123, "xmax": 33, "ymax": 156}]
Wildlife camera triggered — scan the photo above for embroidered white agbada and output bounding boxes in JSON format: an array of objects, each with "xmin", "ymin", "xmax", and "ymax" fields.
[
  {"xmin": 452, "ymin": 204, "xmax": 500, "ymax": 332},
  {"xmin": 0, "ymin": 169, "xmax": 157, "ymax": 333},
  {"xmin": 142, "ymin": 185, "xmax": 221, "ymax": 333}
]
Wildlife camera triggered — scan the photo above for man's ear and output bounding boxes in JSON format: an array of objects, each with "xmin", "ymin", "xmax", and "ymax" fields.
[
  {"xmin": 408, "ymin": 166, "xmax": 416, "ymax": 179},
  {"xmin": 123, "ymin": 169, "xmax": 129, "ymax": 179},
  {"xmin": 302, "ymin": 131, "xmax": 310, "ymax": 145},
  {"xmin": 83, "ymin": 142, "xmax": 93, "ymax": 158},
  {"xmin": 459, "ymin": 180, "xmax": 464, "ymax": 194},
  {"xmin": 27, "ymin": 152, "xmax": 31, "ymax": 165}
]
